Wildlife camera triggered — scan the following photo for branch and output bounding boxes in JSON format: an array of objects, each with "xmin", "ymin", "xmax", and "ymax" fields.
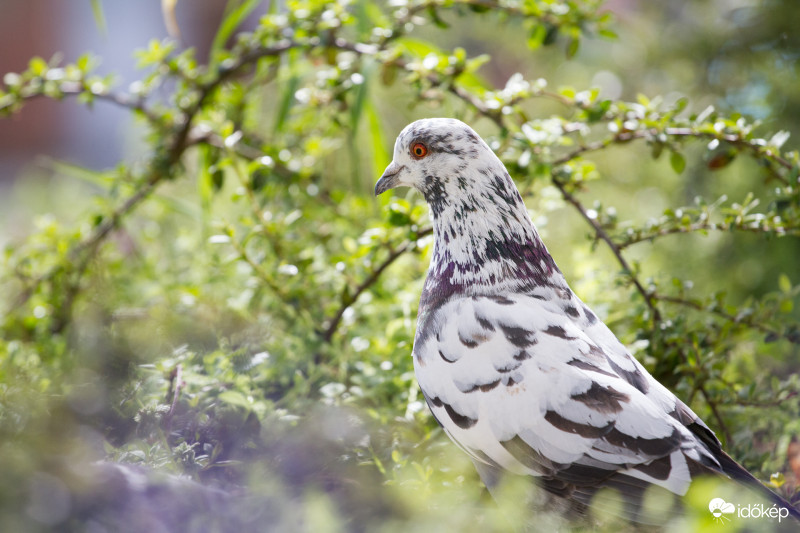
[
  {"xmin": 654, "ymin": 293, "xmax": 799, "ymax": 345},
  {"xmin": 699, "ymin": 386, "xmax": 733, "ymax": 446},
  {"xmin": 551, "ymin": 179, "xmax": 661, "ymax": 321},
  {"xmin": 162, "ymin": 364, "xmax": 184, "ymax": 435},
  {"xmin": 617, "ymin": 220, "xmax": 800, "ymax": 250},
  {"xmin": 2, "ymin": 80, "xmax": 164, "ymax": 125},
  {"xmin": 320, "ymin": 227, "xmax": 432, "ymax": 344}
]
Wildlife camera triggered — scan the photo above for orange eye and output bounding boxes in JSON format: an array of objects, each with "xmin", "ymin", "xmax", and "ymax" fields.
[{"xmin": 411, "ymin": 143, "xmax": 428, "ymax": 159}]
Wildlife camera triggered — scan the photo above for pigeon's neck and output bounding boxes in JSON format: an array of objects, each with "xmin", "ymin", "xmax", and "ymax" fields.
[{"xmin": 421, "ymin": 169, "xmax": 565, "ymax": 311}]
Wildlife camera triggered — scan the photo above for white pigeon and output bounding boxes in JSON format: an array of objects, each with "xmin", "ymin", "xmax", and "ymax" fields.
[{"xmin": 375, "ymin": 117, "xmax": 799, "ymax": 523}]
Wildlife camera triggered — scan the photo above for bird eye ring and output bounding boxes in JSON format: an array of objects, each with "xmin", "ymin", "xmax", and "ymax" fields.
[{"xmin": 410, "ymin": 143, "xmax": 428, "ymax": 159}]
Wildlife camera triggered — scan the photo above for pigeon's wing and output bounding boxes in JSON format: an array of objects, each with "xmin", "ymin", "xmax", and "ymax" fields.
[{"xmin": 412, "ymin": 291, "xmax": 721, "ymax": 513}]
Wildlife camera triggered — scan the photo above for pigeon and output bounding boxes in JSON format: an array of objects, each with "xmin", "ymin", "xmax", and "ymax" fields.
[{"xmin": 374, "ymin": 117, "xmax": 800, "ymax": 523}]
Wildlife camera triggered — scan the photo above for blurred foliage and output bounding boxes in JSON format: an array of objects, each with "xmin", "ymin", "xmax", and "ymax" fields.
[{"xmin": 1, "ymin": 0, "xmax": 800, "ymax": 531}]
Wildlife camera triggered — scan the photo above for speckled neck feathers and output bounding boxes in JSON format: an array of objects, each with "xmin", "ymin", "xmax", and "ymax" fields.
[{"xmin": 420, "ymin": 144, "xmax": 565, "ymax": 313}]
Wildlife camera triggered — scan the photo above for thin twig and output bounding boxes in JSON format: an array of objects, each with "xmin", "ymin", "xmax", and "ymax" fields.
[
  {"xmin": 655, "ymin": 293, "xmax": 798, "ymax": 345},
  {"xmin": 699, "ymin": 385, "xmax": 733, "ymax": 446},
  {"xmin": 551, "ymin": 179, "xmax": 661, "ymax": 321},
  {"xmin": 617, "ymin": 221, "xmax": 800, "ymax": 250},
  {"xmin": 163, "ymin": 364, "xmax": 184, "ymax": 435},
  {"xmin": 321, "ymin": 227, "xmax": 432, "ymax": 343}
]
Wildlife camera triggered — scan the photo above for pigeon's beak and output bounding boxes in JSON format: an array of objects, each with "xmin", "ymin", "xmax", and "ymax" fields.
[{"xmin": 374, "ymin": 162, "xmax": 406, "ymax": 196}]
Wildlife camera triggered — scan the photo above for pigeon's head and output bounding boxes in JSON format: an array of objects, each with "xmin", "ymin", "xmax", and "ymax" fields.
[{"xmin": 374, "ymin": 118, "xmax": 513, "ymax": 213}]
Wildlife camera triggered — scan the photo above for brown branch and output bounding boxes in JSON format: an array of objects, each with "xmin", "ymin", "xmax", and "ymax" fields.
[
  {"xmin": 654, "ymin": 293, "xmax": 799, "ymax": 345},
  {"xmin": 617, "ymin": 220, "xmax": 800, "ymax": 250},
  {"xmin": 699, "ymin": 386, "xmax": 733, "ymax": 446},
  {"xmin": 551, "ymin": 179, "xmax": 661, "ymax": 322},
  {"xmin": 163, "ymin": 364, "xmax": 184, "ymax": 435},
  {"xmin": 2, "ymin": 80, "xmax": 165, "ymax": 125}
]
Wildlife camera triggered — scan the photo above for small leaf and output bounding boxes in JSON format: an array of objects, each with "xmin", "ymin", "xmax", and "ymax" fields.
[
  {"xmin": 210, "ymin": 0, "xmax": 261, "ymax": 65},
  {"xmin": 218, "ymin": 390, "xmax": 252, "ymax": 411},
  {"xmin": 426, "ymin": 5, "xmax": 449, "ymax": 29},
  {"xmin": 211, "ymin": 169, "xmax": 225, "ymax": 191},
  {"xmin": 251, "ymin": 168, "xmax": 269, "ymax": 190},
  {"xmin": 89, "ymin": 0, "xmax": 108, "ymax": 36},
  {"xmin": 566, "ymin": 38, "xmax": 580, "ymax": 58},
  {"xmin": 707, "ymin": 149, "xmax": 736, "ymax": 170},
  {"xmin": 29, "ymin": 57, "xmax": 48, "ymax": 76},
  {"xmin": 778, "ymin": 273, "xmax": 792, "ymax": 293},
  {"xmin": 670, "ymin": 151, "xmax": 686, "ymax": 174},
  {"xmin": 651, "ymin": 142, "xmax": 664, "ymax": 160},
  {"xmin": 527, "ymin": 24, "xmax": 547, "ymax": 50},
  {"xmin": 769, "ymin": 472, "xmax": 785, "ymax": 489}
]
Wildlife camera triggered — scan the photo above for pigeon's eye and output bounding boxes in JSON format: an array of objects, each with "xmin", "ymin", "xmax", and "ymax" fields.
[{"xmin": 410, "ymin": 143, "xmax": 428, "ymax": 159}]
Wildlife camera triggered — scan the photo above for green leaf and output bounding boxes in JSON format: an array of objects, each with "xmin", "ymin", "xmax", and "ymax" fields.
[
  {"xmin": 273, "ymin": 71, "xmax": 300, "ymax": 134},
  {"xmin": 598, "ymin": 29, "xmax": 617, "ymax": 40},
  {"xmin": 29, "ymin": 57, "xmax": 48, "ymax": 76},
  {"xmin": 395, "ymin": 37, "xmax": 443, "ymax": 59},
  {"xmin": 197, "ymin": 146, "xmax": 212, "ymax": 205},
  {"xmin": 217, "ymin": 390, "xmax": 252, "ymax": 411},
  {"xmin": 566, "ymin": 38, "xmax": 580, "ymax": 58},
  {"xmin": 210, "ymin": 0, "xmax": 262, "ymax": 66},
  {"xmin": 212, "ymin": 169, "xmax": 225, "ymax": 191},
  {"xmin": 769, "ymin": 472, "xmax": 785, "ymax": 489},
  {"xmin": 779, "ymin": 274, "xmax": 792, "ymax": 293},
  {"xmin": 670, "ymin": 151, "xmax": 686, "ymax": 174},
  {"xmin": 426, "ymin": 5, "xmax": 449, "ymax": 29},
  {"xmin": 365, "ymin": 98, "xmax": 389, "ymax": 182},
  {"xmin": 89, "ymin": 0, "xmax": 108, "ymax": 36},
  {"xmin": 527, "ymin": 24, "xmax": 547, "ymax": 50},
  {"xmin": 47, "ymin": 159, "xmax": 113, "ymax": 187}
]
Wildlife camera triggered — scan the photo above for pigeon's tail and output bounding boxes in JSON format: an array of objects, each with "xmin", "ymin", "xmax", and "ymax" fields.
[
  {"xmin": 713, "ymin": 450, "xmax": 800, "ymax": 521},
  {"xmin": 686, "ymin": 420, "xmax": 800, "ymax": 521}
]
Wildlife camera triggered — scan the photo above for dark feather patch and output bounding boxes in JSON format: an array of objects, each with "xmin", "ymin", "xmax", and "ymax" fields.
[
  {"xmin": 604, "ymin": 426, "xmax": 681, "ymax": 457},
  {"xmin": 499, "ymin": 324, "xmax": 537, "ymax": 347},
  {"xmin": 571, "ymin": 382, "xmax": 630, "ymax": 414},
  {"xmin": 458, "ymin": 332, "xmax": 479, "ymax": 348},
  {"xmin": 632, "ymin": 455, "xmax": 673, "ymax": 481},
  {"xmin": 605, "ymin": 355, "xmax": 649, "ymax": 394},
  {"xmin": 544, "ymin": 325, "xmax": 575, "ymax": 340},
  {"xmin": 583, "ymin": 306, "xmax": 597, "ymax": 324},
  {"xmin": 513, "ymin": 349, "xmax": 531, "ymax": 361},
  {"xmin": 554, "ymin": 462, "xmax": 617, "ymax": 485},
  {"xmin": 459, "ymin": 379, "xmax": 501, "ymax": 393},
  {"xmin": 475, "ymin": 313, "xmax": 495, "ymax": 331},
  {"xmin": 500, "ymin": 435, "xmax": 556, "ymax": 475},
  {"xmin": 567, "ymin": 359, "xmax": 617, "ymax": 378},
  {"xmin": 438, "ymin": 350, "xmax": 456, "ymax": 363},
  {"xmin": 668, "ymin": 400, "xmax": 698, "ymax": 427},
  {"xmin": 444, "ymin": 402, "xmax": 478, "ymax": 429},
  {"xmin": 565, "ymin": 306, "xmax": 580, "ymax": 318},
  {"xmin": 544, "ymin": 410, "xmax": 614, "ymax": 439},
  {"xmin": 428, "ymin": 395, "xmax": 477, "ymax": 429},
  {"xmin": 495, "ymin": 361, "xmax": 522, "ymax": 373},
  {"xmin": 487, "ymin": 295, "xmax": 514, "ymax": 305}
]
